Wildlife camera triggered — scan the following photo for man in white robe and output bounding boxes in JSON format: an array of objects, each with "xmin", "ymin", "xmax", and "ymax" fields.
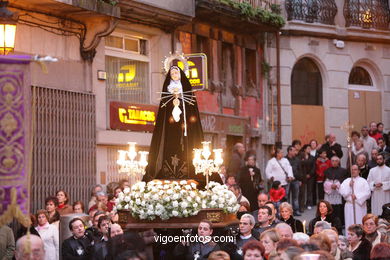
[
  {"xmin": 340, "ymin": 165, "xmax": 371, "ymax": 233},
  {"xmin": 367, "ymin": 154, "xmax": 390, "ymax": 215}
]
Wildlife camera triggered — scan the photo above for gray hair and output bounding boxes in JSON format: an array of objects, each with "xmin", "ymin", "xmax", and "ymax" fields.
[
  {"xmin": 95, "ymin": 191, "xmax": 107, "ymax": 197},
  {"xmin": 293, "ymin": 232, "xmax": 310, "ymax": 243},
  {"xmin": 240, "ymin": 213, "xmax": 255, "ymax": 226},
  {"xmin": 275, "ymin": 223, "xmax": 293, "ymax": 234},
  {"xmin": 338, "ymin": 235, "xmax": 349, "ymax": 246},
  {"xmin": 314, "ymin": 220, "xmax": 332, "ymax": 230}
]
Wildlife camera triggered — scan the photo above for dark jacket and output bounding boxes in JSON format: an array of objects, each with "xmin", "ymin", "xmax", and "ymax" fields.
[
  {"xmin": 173, "ymin": 241, "xmax": 220, "ymax": 260},
  {"xmin": 62, "ymin": 235, "xmax": 94, "ymax": 260},
  {"xmin": 281, "ymin": 216, "xmax": 304, "ymax": 233},
  {"xmin": 322, "ymin": 142, "xmax": 343, "ymax": 159},
  {"xmin": 238, "ymin": 165, "xmax": 262, "ymax": 210},
  {"xmin": 228, "ymin": 151, "xmax": 244, "ymax": 177},
  {"xmin": 298, "ymin": 154, "xmax": 315, "ymax": 183},
  {"xmin": 324, "ymin": 166, "xmax": 348, "ymax": 183},
  {"xmin": 286, "ymin": 156, "xmax": 302, "ymax": 181},
  {"xmin": 351, "ymin": 238, "xmax": 371, "ymax": 260},
  {"xmin": 308, "ymin": 214, "xmax": 343, "ymax": 235}
]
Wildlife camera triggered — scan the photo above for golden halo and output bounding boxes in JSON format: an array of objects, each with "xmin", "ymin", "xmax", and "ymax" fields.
[{"xmin": 163, "ymin": 52, "xmax": 189, "ymax": 74}]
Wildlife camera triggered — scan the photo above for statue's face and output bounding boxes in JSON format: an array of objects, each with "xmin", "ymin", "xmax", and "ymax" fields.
[{"xmin": 170, "ymin": 68, "xmax": 180, "ymax": 81}]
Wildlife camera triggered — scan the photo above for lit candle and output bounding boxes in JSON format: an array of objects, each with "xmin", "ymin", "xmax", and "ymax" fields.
[
  {"xmin": 303, "ymin": 220, "xmax": 306, "ymax": 234},
  {"xmin": 128, "ymin": 142, "xmax": 137, "ymax": 161},
  {"xmin": 201, "ymin": 141, "xmax": 211, "ymax": 160}
]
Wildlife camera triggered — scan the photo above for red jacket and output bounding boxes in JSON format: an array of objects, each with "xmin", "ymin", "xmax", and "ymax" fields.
[
  {"xmin": 315, "ymin": 158, "xmax": 331, "ymax": 182},
  {"xmin": 270, "ymin": 187, "xmax": 286, "ymax": 203}
]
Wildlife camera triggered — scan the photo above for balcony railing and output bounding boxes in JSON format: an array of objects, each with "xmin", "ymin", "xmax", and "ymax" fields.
[
  {"xmin": 285, "ymin": 0, "xmax": 337, "ymax": 25},
  {"xmin": 344, "ymin": 0, "xmax": 390, "ymax": 30}
]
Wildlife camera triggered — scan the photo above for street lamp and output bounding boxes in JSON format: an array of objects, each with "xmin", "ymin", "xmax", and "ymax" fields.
[
  {"xmin": 117, "ymin": 142, "xmax": 149, "ymax": 176},
  {"xmin": 0, "ymin": 1, "xmax": 18, "ymax": 55}
]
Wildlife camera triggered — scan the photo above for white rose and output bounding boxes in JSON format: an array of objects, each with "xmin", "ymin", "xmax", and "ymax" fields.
[
  {"xmin": 118, "ymin": 193, "xmax": 124, "ymax": 200},
  {"xmin": 180, "ymin": 180, "xmax": 187, "ymax": 185},
  {"xmin": 116, "ymin": 204, "xmax": 122, "ymax": 210},
  {"xmin": 172, "ymin": 210, "xmax": 179, "ymax": 216},
  {"xmin": 191, "ymin": 183, "xmax": 196, "ymax": 189},
  {"xmin": 227, "ymin": 206, "xmax": 233, "ymax": 212},
  {"xmin": 181, "ymin": 201, "xmax": 188, "ymax": 208},
  {"xmin": 172, "ymin": 201, "xmax": 179, "ymax": 207},
  {"xmin": 164, "ymin": 180, "xmax": 170, "ymax": 184},
  {"xmin": 218, "ymin": 203, "xmax": 224, "ymax": 208},
  {"xmin": 141, "ymin": 201, "xmax": 146, "ymax": 206},
  {"xmin": 152, "ymin": 194, "xmax": 159, "ymax": 200},
  {"xmin": 167, "ymin": 189, "xmax": 173, "ymax": 195},
  {"xmin": 185, "ymin": 185, "xmax": 191, "ymax": 190},
  {"xmin": 193, "ymin": 203, "xmax": 198, "ymax": 208},
  {"xmin": 124, "ymin": 196, "xmax": 131, "ymax": 202},
  {"xmin": 172, "ymin": 194, "xmax": 179, "ymax": 200},
  {"xmin": 124, "ymin": 204, "xmax": 129, "ymax": 210},
  {"xmin": 183, "ymin": 209, "xmax": 188, "ymax": 215},
  {"xmin": 123, "ymin": 187, "xmax": 130, "ymax": 194},
  {"xmin": 212, "ymin": 195, "xmax": 218, "ymax": 201},
  {"xmin": 158, "ymin": 190, "xmax": 164, "ymax": 196},
  {"xmin": 135, "ymin": 198, "xmax": 141, "ymax": 205},
  {"xmin": 164, "ymin": 196, "xmax": 171, "ymax": 202},
  {"xmin": 210, "ymin": 201, "xmax": 216, "ymax": 207},
  {"xmin": 147, "ymin": 209, "xmax": 154, "ymax": 215}
]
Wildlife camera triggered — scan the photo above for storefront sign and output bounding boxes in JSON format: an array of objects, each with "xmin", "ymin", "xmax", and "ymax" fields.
[
  {"xmin": 110, "ymin": 101, "xmax": 158, "ymax": 132},
  {"xmin": 173, "ymin": 53, "xmax": 208, "ymax": 90}
]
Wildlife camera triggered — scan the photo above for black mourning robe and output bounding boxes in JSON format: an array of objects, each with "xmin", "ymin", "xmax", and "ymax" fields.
[{"xmin": 143, "ymin": 67, "xmax": 221, "ymax": 186}]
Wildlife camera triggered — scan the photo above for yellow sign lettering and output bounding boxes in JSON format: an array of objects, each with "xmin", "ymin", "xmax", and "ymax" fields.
[{"xmin": 117, "ymin": 108, "xmax": 156, "ymax": 125}]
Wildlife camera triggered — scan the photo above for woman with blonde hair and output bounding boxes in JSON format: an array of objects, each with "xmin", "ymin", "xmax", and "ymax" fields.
[
  {"xmin": 279, "ymin": 202, "xmax": 303, "ymax": 233},
  {"xmin": 259, "ymin": 228, "xmax": 279, "ymax": 259}
]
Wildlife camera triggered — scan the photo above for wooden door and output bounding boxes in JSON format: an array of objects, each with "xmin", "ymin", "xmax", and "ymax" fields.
[
  {"xmin": 348, "ymin": 90, "xmax": 382, "ymax": 131},
  {"xmin": 292, "ymin": 105, "xmax": 325, "ymax": 145}
]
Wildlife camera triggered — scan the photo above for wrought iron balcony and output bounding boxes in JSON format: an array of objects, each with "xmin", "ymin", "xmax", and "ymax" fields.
[
  {"xmin": 344, "ymin": 0, "xmax": 390, "ymax": 30},
  {"xmin": 285, "ymin": 0, "xmax": 337, "ymax": 25}
]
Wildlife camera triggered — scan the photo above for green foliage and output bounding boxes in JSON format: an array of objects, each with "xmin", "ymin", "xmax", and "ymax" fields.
[
  {"xmin": 262, "ymin": 60, "xmax": 271, "ymax": 77},
  {"xmin": 99, "ymin": 0, "xmax": 118, "ymax": 6},
  {"xmin": 217, "ymin": 0, "xmax": 285, "ymax": 28}
]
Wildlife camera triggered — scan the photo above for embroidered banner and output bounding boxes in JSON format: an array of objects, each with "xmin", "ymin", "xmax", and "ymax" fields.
[{"xmin": 0, "ymin": 69, "xmax": 30, "ymax": 227}]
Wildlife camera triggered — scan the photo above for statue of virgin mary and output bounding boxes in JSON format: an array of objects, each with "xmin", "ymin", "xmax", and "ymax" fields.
[{"xmin": 143, "ymin": 66, "xmax": 204, "ymax": 182}]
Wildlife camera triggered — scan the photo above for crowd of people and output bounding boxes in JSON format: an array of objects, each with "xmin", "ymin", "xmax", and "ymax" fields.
[{"xmin": 0, "ymin": 122, "xmax": 390, "ymax": 260}]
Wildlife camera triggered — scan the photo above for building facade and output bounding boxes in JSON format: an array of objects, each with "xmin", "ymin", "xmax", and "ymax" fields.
[{"xmin": 272, "ymin": 0, "xmax": 390, "ymax": 161}]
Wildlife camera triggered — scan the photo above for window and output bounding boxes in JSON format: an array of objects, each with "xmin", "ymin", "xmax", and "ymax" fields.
[
  {"xmin": 348, "ymin": 66, "xmax": 372, "ymax": 85},
  {"xmin": 106, "ymin": 35, "xmax": 148, "ymax": 55},
  {"xmin": 105, "ymin": 32, "xmax": 150, "ymax": 104},
  {"xmin": 105, "ymin": 56, "xmax": 150, "ymax": 104},
  {"xmin": 291, "ymin": 58, "xmax": 322, "ymax": 105},
  {"xmin": 245, "ymin": 48, "xmax": 257, "ymax": 96}
]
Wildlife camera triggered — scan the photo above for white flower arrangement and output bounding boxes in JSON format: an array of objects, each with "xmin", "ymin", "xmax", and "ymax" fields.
[
  {"xmin": 115, "ymin": 180, "xmax": 239, "ymax": 220},
  {"xmin": 199, "ymin": 181, "xmax": 240, "ymax": 214}
]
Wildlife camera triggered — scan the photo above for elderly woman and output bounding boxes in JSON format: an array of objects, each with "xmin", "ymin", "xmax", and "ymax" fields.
[
  {"xmin": 260, "ymin": 228, "xmax": 279, "ymax": 260},
  {"xmin": 308, "ymin": 200, "xmax": 342, "ymax": 234},
  {"xmin": 347, "ymin": 224, "xmax": 371, "ymax": 260},
  {"xmin": 362, "ymin": 214, "xmax": 389, "ymax": 247},
  {"xmin": 243, "ymin": 240, "xmax": 265, "ymax": 260},
  {"xmin": 279, "ymin": 202, "xmax": 303, "ymax": 233},
  {"xmin": 56, "ymin": 190, "xmax": 73, "ymax": 215},
  {"xmin": 72, "ymin": 201, "xmax": 85, "ymax": 214},
  {"xmin": 35, "ymin": 209, "xmax": 59, "ymax": 260}
]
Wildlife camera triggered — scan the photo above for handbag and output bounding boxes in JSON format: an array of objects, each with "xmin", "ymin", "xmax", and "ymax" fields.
[{"xmin": 276, "ymin": 159, "xmax": 292, "ymax": 183}]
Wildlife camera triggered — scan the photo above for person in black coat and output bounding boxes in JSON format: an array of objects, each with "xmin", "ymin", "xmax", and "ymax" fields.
[
  {"xmin": 298, "ymin": 145, "xmax": 316, "ymax": 211},
  {"xmin": 322, "ymin": 134, "xmax": 343, "ymax": 159},
  {"xmin": 347, "ymin": 224, "xmax": 372, "ymax": 260},
  {"xmin": 238, "ymin": 154, "xmax": 262, "ymax": 211},
  {"xmin": 279, "ymin": 202, "xmax": 303, "ymax": 233},
  {"xmin": 308, "ymin": 200, "xmax": 343, "ymax": 235},
  {"xmin": 62, "ymin": 218, "xmax": 94, "ymax": 260}
]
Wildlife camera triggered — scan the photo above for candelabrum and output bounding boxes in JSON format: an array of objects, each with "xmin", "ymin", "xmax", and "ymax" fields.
[
  {"xmin": 117, "ymin": 142, "xmax": 149, "ymax": 176},
  {"xmin": 193, "ymin": 141, "xmax": 223, "ymax": 188}
]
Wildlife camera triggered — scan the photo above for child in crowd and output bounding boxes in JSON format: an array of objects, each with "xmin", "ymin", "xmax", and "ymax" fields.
[
  {"xmin": 315, "ymin": 149, "xmax": 331, "ymax": 201},
  {"xmin": 269, "ymin": 180, "xmax": 285, "ymax": 209}
]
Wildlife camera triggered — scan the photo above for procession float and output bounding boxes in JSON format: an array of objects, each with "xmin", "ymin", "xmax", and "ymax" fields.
[{"xmin": 115, "ymin": 53, "xmax": 239, "ymax": 228}]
